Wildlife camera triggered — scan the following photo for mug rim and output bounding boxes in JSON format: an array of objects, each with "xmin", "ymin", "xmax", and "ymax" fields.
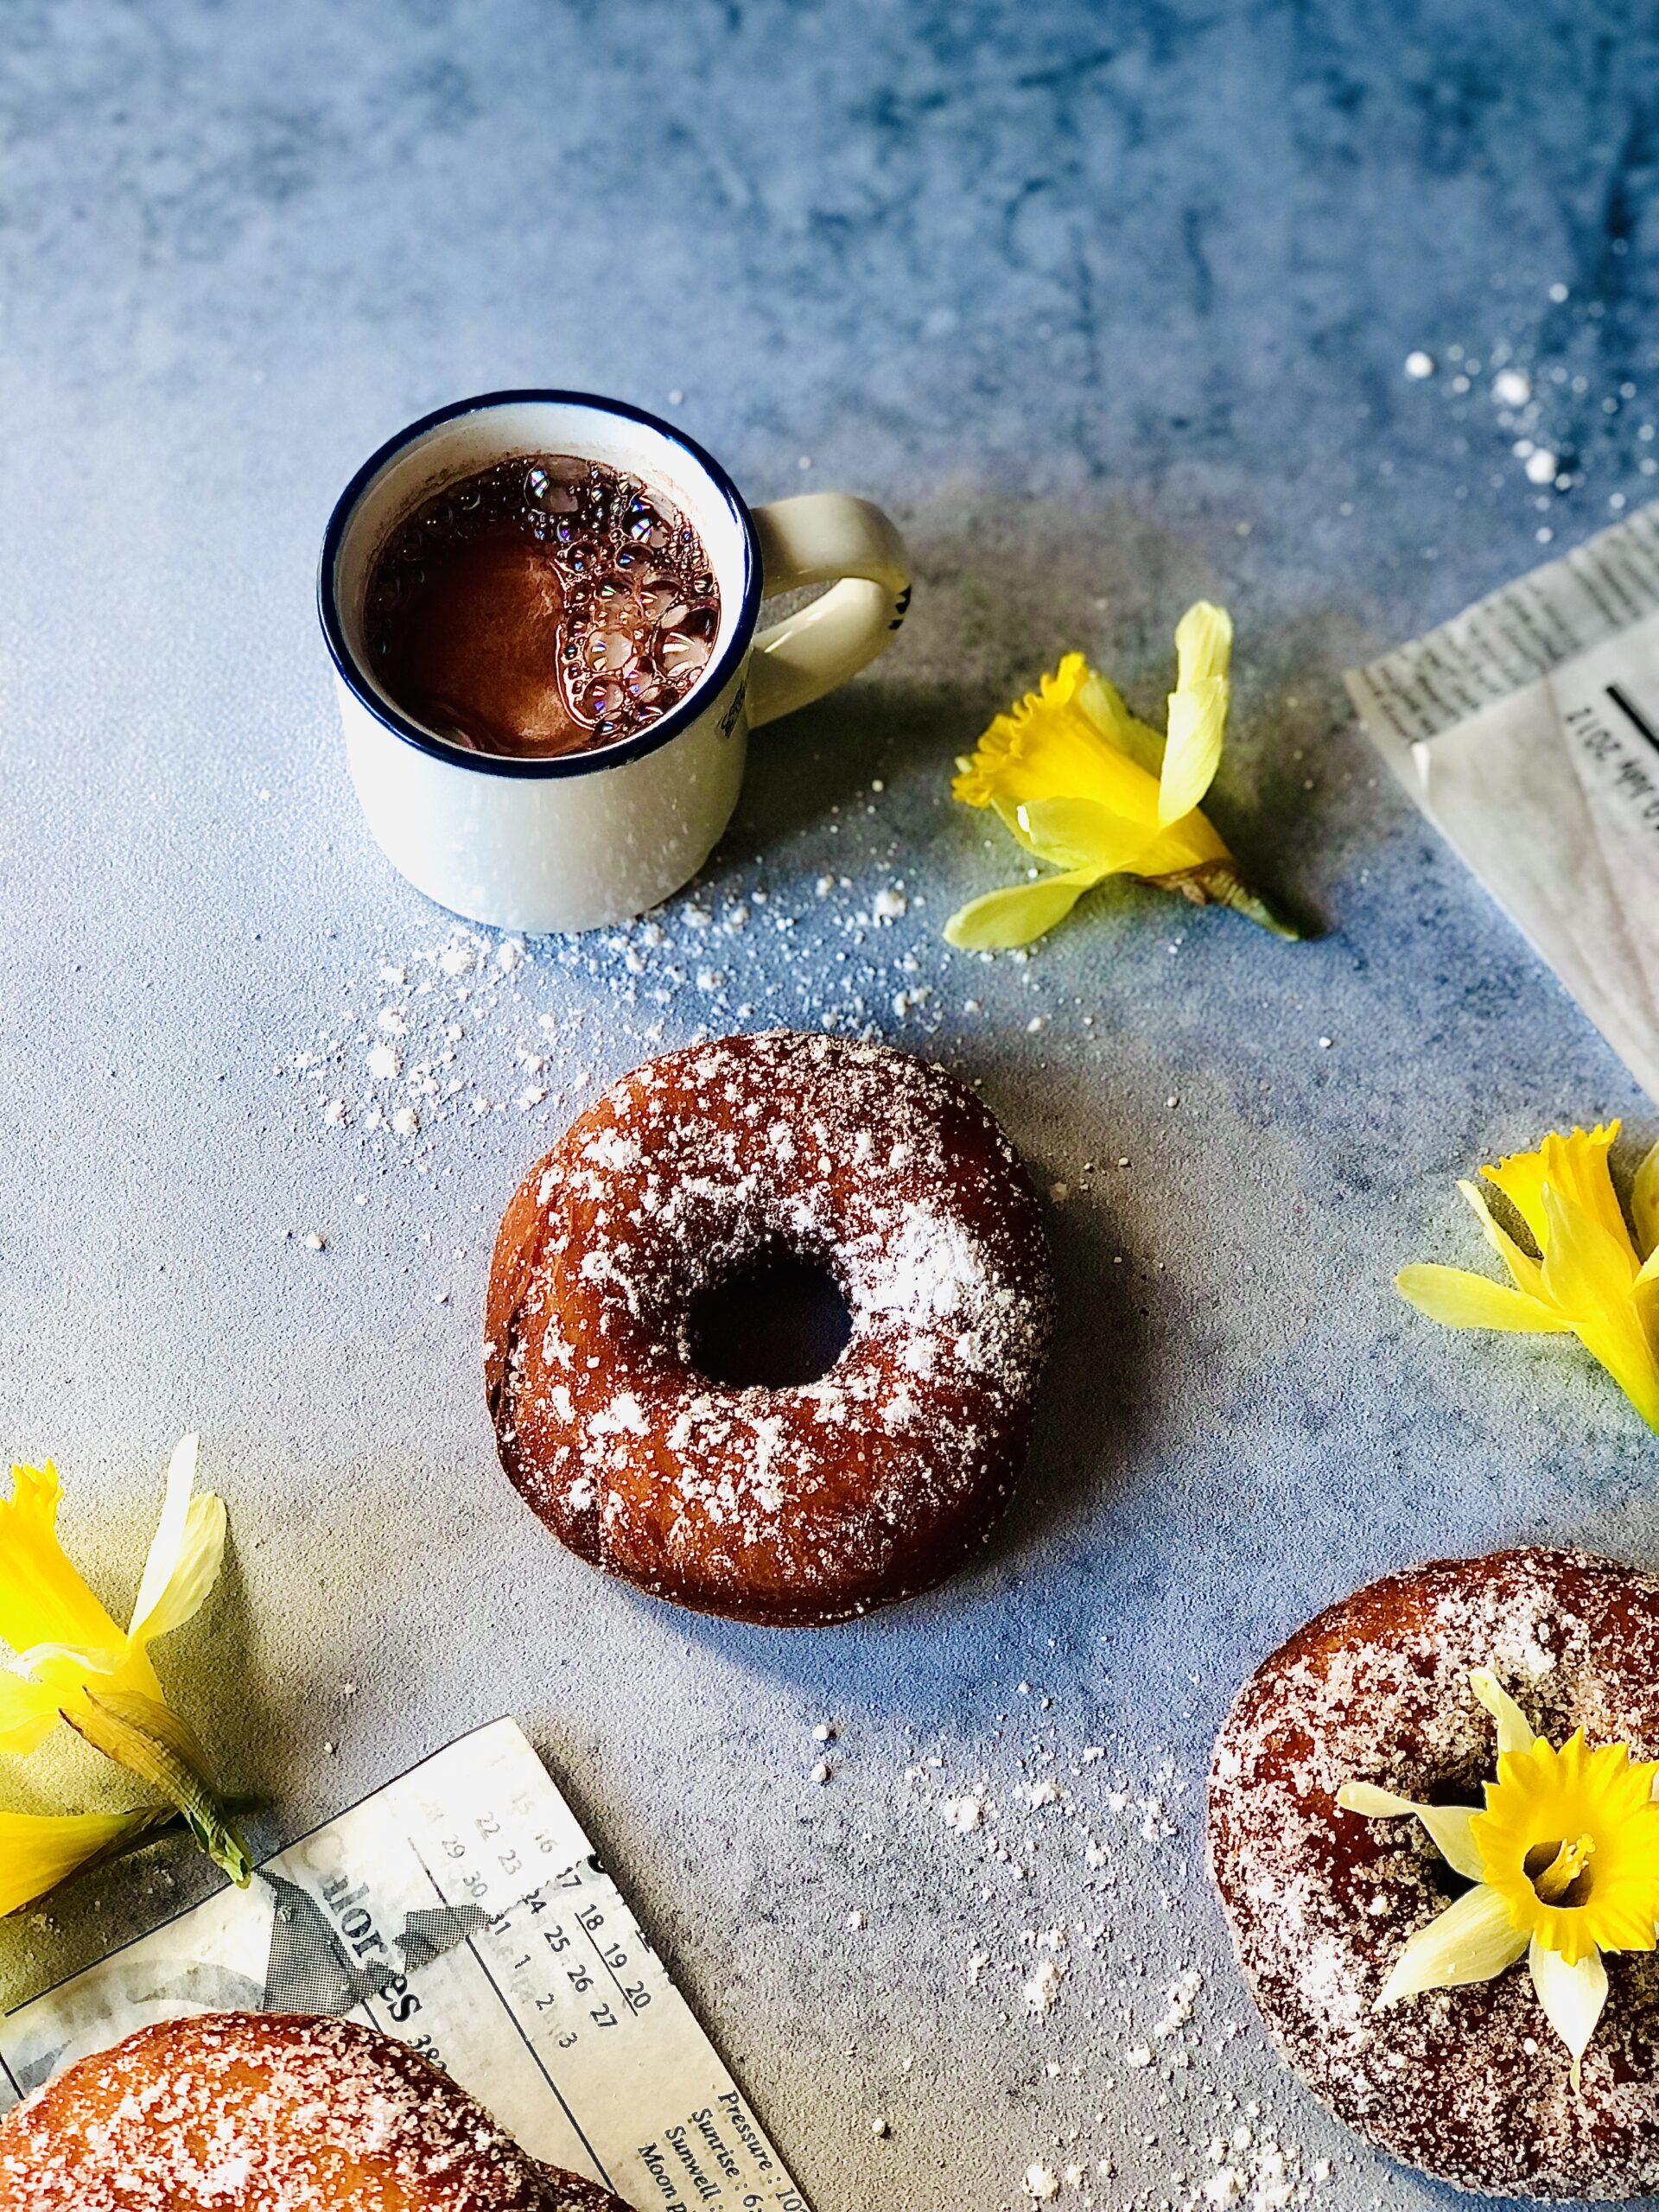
[{"xmin": 316, "ymin": 388, "xmax": 765, "ymax": 783}]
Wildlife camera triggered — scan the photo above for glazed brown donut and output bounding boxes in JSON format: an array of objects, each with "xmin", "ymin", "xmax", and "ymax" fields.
[
  {"xmin": 0, "ymin": 2009, "xmax": 632, "ymax": 2210},
  {"xmin": 486, "ymin": 1029, "xmax": 1053, "ymax": 1626},
  {"xmin": 1208, "ymin": 1547, "xmax": 1659, "ymax": 2199}
]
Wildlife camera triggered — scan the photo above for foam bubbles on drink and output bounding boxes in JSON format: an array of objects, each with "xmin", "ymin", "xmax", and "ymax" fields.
[{"xmin": 365, "ymin": 453, "xmax": 721, "ymax": 758}]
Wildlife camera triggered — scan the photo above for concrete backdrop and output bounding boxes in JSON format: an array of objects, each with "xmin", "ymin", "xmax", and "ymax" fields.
[{"xmin": 1, "ymin": 4, "xmax": 1656, "ymax": 2209}]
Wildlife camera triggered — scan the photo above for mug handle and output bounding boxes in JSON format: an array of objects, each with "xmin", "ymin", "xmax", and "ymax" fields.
[{"xmin": 746, "ymin": 494, "xmax": 911, "ymax": 728}]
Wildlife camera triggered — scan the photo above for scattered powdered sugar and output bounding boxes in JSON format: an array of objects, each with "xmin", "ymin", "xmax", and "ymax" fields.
[
  {"xmin": 1156, "ymin": 1968, "xmax": 1204, "ymax": 2039},
  {"xmin": 942, "ymin": 1792, "xmax": 987, "ymax": 1832},
  {"xmin": 1025, "ymin": 1954, "xmax": 1068, "ymax": 2015},
  {"xmin": 879, "ymin": 1675, "xmax": 1353, "ymax": 2212}
]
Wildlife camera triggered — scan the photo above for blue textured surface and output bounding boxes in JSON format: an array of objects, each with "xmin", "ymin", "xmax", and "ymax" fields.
[{"xmin": 1, "ymin": 3, "xmax": 1656, "ymax": 2207}]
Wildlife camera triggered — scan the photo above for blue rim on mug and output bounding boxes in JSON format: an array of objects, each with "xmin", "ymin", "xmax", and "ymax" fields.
[{"xmin": 317, "ymin": 389, "xmax": 766, "ymax": 783}]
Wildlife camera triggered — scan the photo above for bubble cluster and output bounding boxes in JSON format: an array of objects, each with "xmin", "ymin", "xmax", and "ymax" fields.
[{"xmin": 365, "ymin": 454, "xmax": 721, "ymax": 755}]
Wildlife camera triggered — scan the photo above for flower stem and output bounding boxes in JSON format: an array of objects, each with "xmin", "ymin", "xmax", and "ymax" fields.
[
  {"xmin": 60, "ymin": 1689, "xmax": 252, "ymax": 1889},
  {"xmin": 1143, "ymin": 858, "xmax": 1304, "ymax": 938}
]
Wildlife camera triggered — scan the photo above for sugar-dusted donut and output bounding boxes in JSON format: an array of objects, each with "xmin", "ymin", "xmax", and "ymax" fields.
[
  {"xmin": 1208, "ymin": 1548, "xmax": 1659, "ymax": 2199},
  {"xmin": 486, "ymin": 1030, "xmax": 1053, "ymax": 1626},
  {"xmin": 0, "ymin": 2010, "xmax": 632, "ymax": 2209}
]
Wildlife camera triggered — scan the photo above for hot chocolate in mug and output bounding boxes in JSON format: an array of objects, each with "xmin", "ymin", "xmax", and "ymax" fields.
[{"xmin": 318, "ymin": 390, "xmax": 911, "ymax": 932}]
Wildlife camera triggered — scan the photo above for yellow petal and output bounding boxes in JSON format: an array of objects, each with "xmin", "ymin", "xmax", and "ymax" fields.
[
  {"xmin": 1016, "ymin": 798, "xmax": 1157, "ymax": 875},
  {"xmin": 1375, "ymin": 1883, "xmax": 1529, "ymax": 2007},
  {"xmin": 0, "ymin": 1667, "xmax": 61, "ymax": 1758},
  {"xmin": 1529, "ymin": 1938, "xmax": 1607, "ymax": 2090},
  {"xmin": 1458, "ymin": 1179, "xmax": 1548, "ymax": 1300},
  {"xmin": 128, "ymin": 1434, "xmax": 226, "ymax": 1646},
  {"xmin": 1174, "ymin": 598, "xmax": 1234, "ymax": 689},
  {"xmin": 1395, "ymin": 1264, "xmax": 1571, "ymax": 1333},
  {"xmin": 1132, "ymin": 806, "xmax": 1232, "ymax": 877},
  {"xmin": 1537, "ymin": 1185, "xmax": 1659, "ymax": 1428},
  {"xmin": 1540, "ymin": 1183, "xmax": 1640, "ymax": 1312},
  {"xmin": 944, "ymin": 868, "xmax": 1103, "ymax": 951},
  {"xmin": 1469, "ymin": 1669, "xmax": 1538, "ymax": 1754},
  {"xmin": 1335, "ymin": 1781, "xmax": 1484, "ymax": 1880},
  {"xmin": 1159, "ymin": 603, "xmax": 1233, "ymax": 826},
  {"xmin": 1073, "ymin": 664, "xmax": 1164, "ymax": 774},
  {"xmin": 0, "ymin": 1806, "xmax": 159, "ymax": 1916},
  {"xmin": 1635, "ymin": 1139, "xmax": 1659, "ymax": 1262},
  {"xmin": 0, "ymin": 1461, "xmax": 130, "ymax": 1662},
  {"xmin": 1160, "ymin": 677, "xmax": 1228, "ymax": 826}
]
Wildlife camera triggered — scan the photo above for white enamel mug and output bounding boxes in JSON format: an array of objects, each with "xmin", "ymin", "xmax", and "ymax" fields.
[{"xmin": 318, "ymin": 391, "xmax": 911, "ymax": 932}]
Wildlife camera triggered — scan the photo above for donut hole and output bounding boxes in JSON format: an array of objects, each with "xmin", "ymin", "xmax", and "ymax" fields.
[{"xmin": 686, "ymin": 1249, "xmax": 853, "ymax": 1389}]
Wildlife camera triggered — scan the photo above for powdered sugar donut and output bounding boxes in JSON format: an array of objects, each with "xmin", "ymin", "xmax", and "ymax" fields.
[
  {"xmin": 486, "ymin": 1030, "xmax": 1053, "ymax": 1625},
  {"xmin": 0, "ymin": 2010, "xmax": 632, "ymax": 2210},
  {"xmin": 1209, "ymin": 1548, "xmax": 1659, "ymax": 2198}
]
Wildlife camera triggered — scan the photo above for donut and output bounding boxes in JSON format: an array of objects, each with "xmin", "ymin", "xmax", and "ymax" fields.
[
  {"xmin": 486, "ymin": 1029, "xmax": 1053, "ymax": 1625},
  {"xmin": 1208, "ymin": 1547, "xmax": 1659, "ymax": 2199},
  {"xmin": 0, "ymin": 2009, "xmax": 632, "ymax": 2210}
]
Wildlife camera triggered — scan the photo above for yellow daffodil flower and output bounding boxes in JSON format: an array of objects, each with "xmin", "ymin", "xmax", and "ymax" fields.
[
  {"xmin": 944, "ymin": 603, "xmax": 1299, "ymax": 950},
  {"xmin": 1338, "ymin": 1669, "xmax": 1659, "ymax": 2088},
  {"xmin": 1397, "ymin": 1122, "xmax": 1659, "ymax": 1432},
  {"xmin": 0, "ymin": 1435, "xmax": 250, "ymax": 1915}
]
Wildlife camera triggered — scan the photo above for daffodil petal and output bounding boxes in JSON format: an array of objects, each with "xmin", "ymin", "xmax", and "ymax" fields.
[
  {"xmin": 129, "ymin": 1433, "xmax": 198, "ymax": 1639},
  {"xmin": 1158, "ymin": 602, "xmax": 1233, "ymax": 825},
  {"xmin": 1634, "ymin": 1139, "xmax": 1659, "ymax": 1263},
  {"xmin": 1457, "ymin": 1179, "xmax": 1548, "ymax": 1298},
  {"xmin": 943, "ymin": 868, "xmax": 1102, "ymax": 951},
  {"xmin": 1395, "ymin": 1264, "xmax": 1571, "ymax": 1333},
  {"xmin": 1540, "ymin": 1184, "xmax": 1642, "ymax": 1312},
  {"xmin": 0, "ymin": 1461, "xmax": 130, "ymax": 1661},
  {"xmin": 1538, "ymin": 1185, "xmax": 1659, "ymax": 1428},
  {"xmin": 1529, "ymin": 1936, "xmax": 1607, "ymax": 2089},
  {"xmin": 15, "ymin": 1640, "xmax": 128, "ymax": 1677},
  {"xmin": 1017, "ymin": 798, "xmax": 1157, "ymax": 875},
  {"xmin": 129, "ymin": 1436, "xmax": 225, "ymax": 1646},
  {"xmin": 1174, "ymin": 599, "xmax": 1234, "ymax": 689},
  {"xmin": 1469, "ymin": 1669, "xmax": 1537, "ymax": 1752},
  {"xmin": 1160, "ymin": 677, "xmax": 1228, "ymax": 827},
  {"xmin": 1375, "ymin": 1883, "xmax": 1529, "ymax": 2008},
  {"xmin": 1073, "ymin": 664, "xmax": 1164, "ymax": 774},
  {"xmin": 1133, "ymin": 807, "xmax": 1231, "ymax": 876},
  {"xmin": 1335, "ymin": 1781, "xmax": 1484, "ymax": 1880},
  {"xmin": 0, "ymin": 1667, "xmax": 61, "ymax": 1758},
  {"xmin": 0, "ymin": 1806, "xmax": 161, "ymax": 1917}
]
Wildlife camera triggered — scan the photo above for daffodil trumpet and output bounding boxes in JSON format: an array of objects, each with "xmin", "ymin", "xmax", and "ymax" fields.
[
  {"xmin": 1397, "ymin": 1122, "xmax": 1659, "ymax": 1432},
  {"xmin": 1338, "ymin": 1668, "xmax": 1659, "ymax": 2089},
  {"xmin": 0, "ymin": 1435, "xmax": 250, "ymax": 1916},
  {"xmin": 944, "ymin": 602, "xmax": 1300, "ymax": 950}
]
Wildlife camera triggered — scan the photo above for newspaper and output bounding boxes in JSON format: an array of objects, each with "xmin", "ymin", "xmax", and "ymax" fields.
[
  {"xmin": 1346, "ymin": 503, "xmax": 1659, "ymax": 1102},
  {"xmin": 0, "ymin": 1719, "xmax": 805, "ymax": 2212}
]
